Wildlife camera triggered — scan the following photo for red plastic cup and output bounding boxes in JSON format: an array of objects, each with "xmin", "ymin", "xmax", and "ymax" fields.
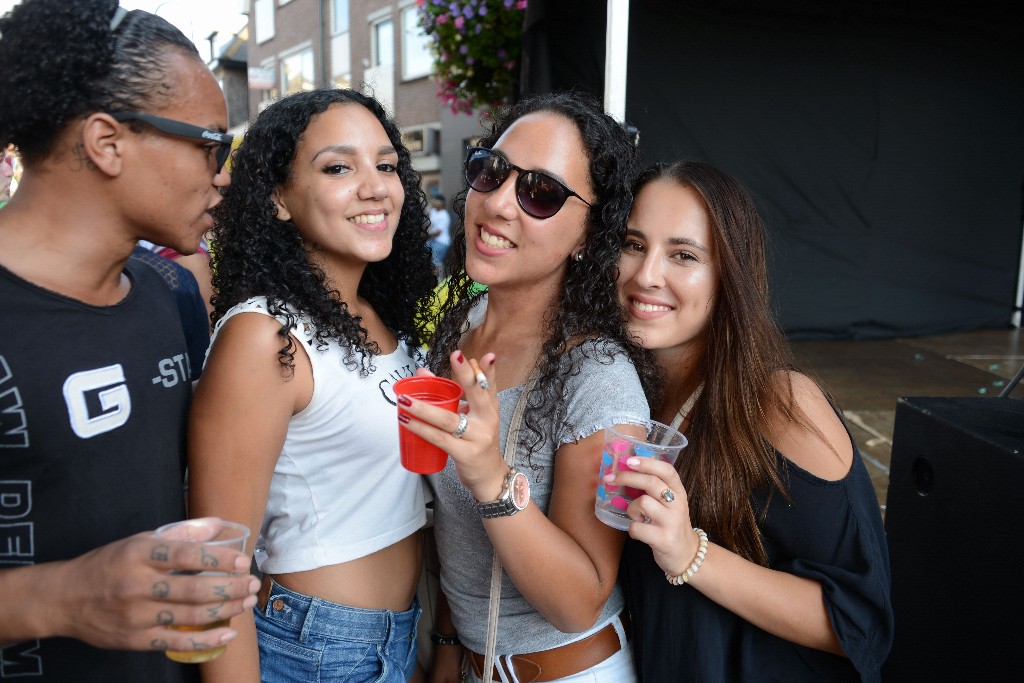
[{"xmin": 395, "ymin": 376, "xmax": 464, "ymax": 474}]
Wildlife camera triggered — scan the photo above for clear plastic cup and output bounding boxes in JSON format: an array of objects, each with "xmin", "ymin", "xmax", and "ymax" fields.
[
  {"xmin": 595, "ymin": 419, "xmax": 688, "ymax": 530},
  {"xmin": 154, "ymin": 518, "xmax": 250, "ymax": 663}
]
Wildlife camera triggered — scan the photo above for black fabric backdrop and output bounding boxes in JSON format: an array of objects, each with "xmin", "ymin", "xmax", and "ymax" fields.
[{"xmin": 520, "ymin": 1, "xmax": 1024, "ymax": 339}]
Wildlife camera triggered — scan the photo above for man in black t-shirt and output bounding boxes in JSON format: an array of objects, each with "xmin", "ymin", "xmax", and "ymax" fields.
[{"xmin": 0, "ymin": 3, "xmax": 257, "ymax": 680}]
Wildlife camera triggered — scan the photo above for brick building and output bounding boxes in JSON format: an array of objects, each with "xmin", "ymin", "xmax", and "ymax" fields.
[{"xmin": 243, "ymin": 0, "xmax": 473, "ymax": 196}]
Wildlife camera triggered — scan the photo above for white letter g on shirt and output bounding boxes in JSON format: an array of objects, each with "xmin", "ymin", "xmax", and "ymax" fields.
[{"xmin": 63, "ymin": 364, "xmax": 132, "ymax": 439}]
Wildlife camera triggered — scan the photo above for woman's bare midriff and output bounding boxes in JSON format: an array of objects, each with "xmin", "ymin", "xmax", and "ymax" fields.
[{"xmin": 271, "ymin": 532, "xmax": 422, "ymax": 611}]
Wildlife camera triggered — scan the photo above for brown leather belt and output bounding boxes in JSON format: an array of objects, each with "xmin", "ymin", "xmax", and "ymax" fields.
[
  {"xmin": 468, "ymin": 612, "xmax": 629, "ymax": 683},
  {"xmin": 256, "ymin": 574, "xmax": 273, "ymax": 611}
]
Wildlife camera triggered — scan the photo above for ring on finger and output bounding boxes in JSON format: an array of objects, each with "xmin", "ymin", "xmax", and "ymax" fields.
[
  {"xmin": 452, "ymin": 413, "xmax": 469, "ymax": 439},
  {"xmin": 661, "ymin": 488, "xmax": 676, "ymax": 504}
]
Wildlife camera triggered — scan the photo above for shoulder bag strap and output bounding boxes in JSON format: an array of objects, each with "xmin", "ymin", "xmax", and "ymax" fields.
[{"xmin": 482, "ymin": 374, "xmax": 537, "ymax": 680}]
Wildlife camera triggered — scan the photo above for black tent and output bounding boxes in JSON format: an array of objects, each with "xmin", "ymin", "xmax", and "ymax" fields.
[{"xmin": 521, "ymin": 0, "xmax": 1024, "ymax": 339}]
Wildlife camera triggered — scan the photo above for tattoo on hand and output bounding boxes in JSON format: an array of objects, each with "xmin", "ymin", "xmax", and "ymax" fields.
[
  {"xmin": 153, "ymin": 580, "xmax": 170, "ymax": 599},
  {"xmin": 206, "ymin": 601, "xmax": 225, "ymax": 620},
  {"xmin": 200, "ymin": 547, "xmax": 219, "ymax": 568},
  {"xmin": 151, "ymin": 638, "xmax": 170, "ymax": 651},
  {"xmin": 213, "ymin": 583, "xmax": 229, "ymax": 600},
  {"xmin": 151, "ymin": 543, "xmax": 170, "ymax": 563},
  {"xmin": 156, "ymin": 610, "xmax": 174, "ymax": 626},
  {"xmin": 189, "ymin": 637, "xmax": 204, "ymax": 651}
]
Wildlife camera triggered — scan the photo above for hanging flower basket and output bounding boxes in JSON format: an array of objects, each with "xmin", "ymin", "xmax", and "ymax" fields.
[{"xmin": 417, "ymin": 0, "xmax": 528, "ymax": 115}]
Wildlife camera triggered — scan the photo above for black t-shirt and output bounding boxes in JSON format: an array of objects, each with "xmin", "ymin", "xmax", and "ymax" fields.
[
  {"xmin": 620, "ymin": 443, "xmax": 893, "ymax": 683},
  {"xmin": 0, "ymin": 260, "xmax": 198, "ymax": 682}
]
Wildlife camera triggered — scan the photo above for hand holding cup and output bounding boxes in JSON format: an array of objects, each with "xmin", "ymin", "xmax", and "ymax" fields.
[
  {"xmin": 154, "ymin": 518, "xmax": 252, "ymax": 663},
  {"xmin": 33, "ymin": 521, "xmax": 258, "ymax": 654},
  {"xmin": 595, "ymin": 419, "xmax": 688, "ymax": 531}
]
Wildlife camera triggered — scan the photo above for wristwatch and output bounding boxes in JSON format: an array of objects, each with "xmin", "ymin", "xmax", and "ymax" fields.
[{"xmin": 477, "ymin": 467, "xmax": 530, "ymax": 518}]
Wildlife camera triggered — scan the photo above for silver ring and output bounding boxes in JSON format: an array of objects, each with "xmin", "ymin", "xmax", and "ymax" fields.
[
  {"xmin": 451, "ymin": 413, "xmax": 469, "ymax": 439},
  {"xmin": 660, "ymin": 488, "xmax": 676, "ymax": 504}
]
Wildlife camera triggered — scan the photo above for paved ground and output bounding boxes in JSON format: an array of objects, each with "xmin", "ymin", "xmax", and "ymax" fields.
[{"xmin": 790, "ymin": 327, "xmax": 1024, "ymax": 514}]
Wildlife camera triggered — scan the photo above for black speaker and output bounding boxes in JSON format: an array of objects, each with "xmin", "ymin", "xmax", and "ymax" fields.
[{"xmin": 882, "ymin": 397, "xmax": 1024, "ymax": 681}]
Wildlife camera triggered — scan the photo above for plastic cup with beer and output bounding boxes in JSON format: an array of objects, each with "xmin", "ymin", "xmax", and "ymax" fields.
[
  {"xmin": 395, "ymin": 375, "xmax": 464, "ymax": 474},
  {"xmin": 595, "ymin": 419, "xmax": 688, "ymax": 530},
  {"xmin": 154, "ymin": 518, "xmax": 251, "ymax": 663}
]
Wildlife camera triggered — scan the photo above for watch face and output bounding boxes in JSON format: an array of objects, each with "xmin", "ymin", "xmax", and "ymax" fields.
[{"xmin": 511, "ymin": 472, "xmax": 530, "ymax": 510}]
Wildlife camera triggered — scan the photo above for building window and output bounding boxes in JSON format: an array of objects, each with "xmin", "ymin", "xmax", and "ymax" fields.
[
  {"xmin": 332, "ymin": 0, "xmax": 349, "ymax": 35},
  {"xmin": 372, "ymin": 18, "xmax": 394, "ymax": 67},
  {"xmin": 281, "ymin": 48, "xmax": 315, "ymax": 96},
  {"xmin": 401, "ymin": 5, "xmax": 432, "ymax": 80},
  {"xmin": 254, "ymin": 0, "xmax": 275, "ymax": 43}
]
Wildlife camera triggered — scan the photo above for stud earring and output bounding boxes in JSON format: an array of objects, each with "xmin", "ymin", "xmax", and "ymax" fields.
[{"xmin": 572, "ymin": 251, "xmax": 584, "ymax": 262}]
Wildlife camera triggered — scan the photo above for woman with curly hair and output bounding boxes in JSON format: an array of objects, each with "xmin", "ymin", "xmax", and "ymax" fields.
[
  {"xmin": 611, "ymin": 161, "xmax": 893, "ymax": 681},
  {"xmin": 0, "ymin": 1, "xmax": 257, "ymax": 681},
  {"xmin": 187, "ymin": 88, "xmax": 437, "ymax": 682},
  {"xmin": 397, "ymin": 91, "xmax": 660, "ymax": 682}
]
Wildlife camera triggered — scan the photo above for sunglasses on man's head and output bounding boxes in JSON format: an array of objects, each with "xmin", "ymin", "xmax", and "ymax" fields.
[
  {"xmin": 111, "ymin": 111, "xmax": 233, "ymax": 173},
  {"xmin": 464, "ymin": 146, "xmax": 592, "ymax": 219}
]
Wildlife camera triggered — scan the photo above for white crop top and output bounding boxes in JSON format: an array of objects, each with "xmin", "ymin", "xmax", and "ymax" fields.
[{"xmin": 213, "ymin": 297, "xmax": 428, "ymax": 574}]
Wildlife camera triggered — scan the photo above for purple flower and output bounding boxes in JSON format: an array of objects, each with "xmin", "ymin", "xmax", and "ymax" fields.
[
  {"xmin": 497, "ymin": 48, "xmax": 507, "ymax": 59},
  {"xmin": 504, "ymin": 0, "xmax": 513, "ymax": 7},
  {"xmin": 463, "ymin": 5, "xmax": 474, "ymax": 18},
  {"xmin": 466, "ymin": 57, "xmax": 475, "ymax": 64},
  {"xmin": 475, "ymin": 23, "xmax": 482, "ymax": 33},
  {"xmin": 478, "ymin": 5, "xmax": 487, "ymax": 15},
  {"xmin": 436, "ymin": 13, "xmax": 449, "ymax": 24},
  {"xmin": 460, "ymin": 44, "xmax": 468, "ymax": 54}
]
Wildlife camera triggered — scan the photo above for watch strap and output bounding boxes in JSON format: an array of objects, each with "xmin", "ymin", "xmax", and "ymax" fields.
[{"xmin": 477, "ymin": 468, "xmax": 522, "ymax": 518}]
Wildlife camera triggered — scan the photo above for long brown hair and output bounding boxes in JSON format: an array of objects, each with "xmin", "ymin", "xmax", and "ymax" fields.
[{"xmin": 640, "ymin": 161, "xmax": 815, "ymax": 566}]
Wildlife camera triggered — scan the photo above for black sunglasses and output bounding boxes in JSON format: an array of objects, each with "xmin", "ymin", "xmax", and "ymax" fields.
[
  {"xmin": 464, "ymin": 146, "xmax": 592, "ymax": 219},
  {"xmin": 111, "ymin": 112, "xmax": 233, "ymax": 173}
]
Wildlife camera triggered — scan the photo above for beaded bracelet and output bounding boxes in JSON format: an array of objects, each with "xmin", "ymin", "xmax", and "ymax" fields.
[
  {"xmin": 430, "ymin": 631, "xmax": 461, "ymax": 647},
  {"xmin": 665, "ymin": 527, "xmax": 709, "ymax": 586}
]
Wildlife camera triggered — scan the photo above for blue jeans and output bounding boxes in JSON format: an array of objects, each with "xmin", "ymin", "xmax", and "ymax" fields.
[{"xmin": 255, "ymin": 578, "xmax": 421, "ymax": 683}]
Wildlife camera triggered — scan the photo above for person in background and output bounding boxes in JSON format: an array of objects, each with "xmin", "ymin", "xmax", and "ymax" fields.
[
  {"xmin": 139, "ymin": 237, "xmax": 216, "ymax": 322},
  {"xmin": 612, "ymin": 160, "xmax": 893, "ymax": 682},
  {"xmin": 428, "ymin": 193, "xmax": 452, "ymax": 279},
  {"xmin": 0, "ymin": 2, "xmax": 258, "ymax": 681},
  {"xmin": 0, "ymin": 143, "xmax": 17, "ymax": 207},
  {"xmin": 399, "ymin": 91, "xmax": 661, "ymax": 683},
  {"xmin": 187, "ymin": 87, "xmax": 437, "ymax": 683}
]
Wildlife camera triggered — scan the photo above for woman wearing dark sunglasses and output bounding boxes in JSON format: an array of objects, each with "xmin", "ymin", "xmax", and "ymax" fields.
[
  {"xmin": 187, "ymin": 88, "xmax": 437, "ymax": 683},
  {"xmin": 397, "ymin": 91, "xmax": 660, "ymax": 682},
  {"xmin": 0, "ymin": 1, "xmax": 254, "ymax": 682}
]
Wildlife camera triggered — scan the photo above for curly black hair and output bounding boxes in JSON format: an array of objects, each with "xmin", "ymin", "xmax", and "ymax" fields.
[
  {"xmin": 428, "ymin": 91, "xmax": 662, "ymax": 458},
  {"xmin": 0, "ymin": 0, "xmax": 200, "ymax": 165},
  {"xmin": 212, "ymin": 88, "xmax": 437, "ymax": 375}
]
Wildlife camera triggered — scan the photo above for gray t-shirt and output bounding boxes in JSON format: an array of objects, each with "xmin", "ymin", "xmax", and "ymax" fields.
[{"xmin": 429, "ymin": 330, "xmax": 649, "ymax": 655}]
